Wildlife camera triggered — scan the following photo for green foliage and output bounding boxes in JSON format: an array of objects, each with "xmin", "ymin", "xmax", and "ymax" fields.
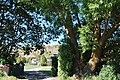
[
  {"xmin": 0, "ymin": 76, "xmax": 17, "ymax": 80},
  {"xmin": 40, "ymin": 54, "xmax": 47, "ymax": 66},
  {"xmin": 106, "ymin": 48, "xmax": 120, "ymax": 73},
  {"xmin": 0, "ymin": 55, "xmax": 15, "ymax": 65},
  {"xmin": 16, "ymin": 57, "xmax": 26, "ymax": 63},
  {"xmin": 0, "ymin": 58, "xmax": 5, "ymax": 64},
  {"xmin": 1, "ymin": 0, "xmax": 56, "ymax": 61},
  {"xmin": 84, "ymin": 48, "xmax": 120, "ymax": 80},
  {"xmin": 1, "ymin": 1, "xmax": 120, "ymax": 79},
  {"xmin": 82, "ymin": 0, "xmax": 119, "ymax": 21},
  {"xmin": 92, "ymin": 44, "xmax": 120, "ymax": 80},
  {"xmin": 79, "ymin": 24, "xmax": 93, "ymax": 52},
  {"xmin": 85, "ymin": 65, "xmax": 120, "ymax": 80},
  {"xmin": 58, "ymin": 72, "xmax": 72, "ymax": 80},
  {"xmin": 0, "ymin": 71, "xmax": 4, "ymax": 77},
  {"xmin": 96, "ymin": 65, "xmax": 118, "ymax": 80},
  {"xmin": 51, "ymin": 57, "xmax": 58, "ymax": 77},
  {"xmin": 58, "ymin": 42, "xmax": 74, "ymax": 80},
  {"xmin": 84, "ymin": 75, "xmax": 96, "ymax": 80},
  {"xmin": 25, "ymin": 57, "xmax": 29, "ymax": 63}
]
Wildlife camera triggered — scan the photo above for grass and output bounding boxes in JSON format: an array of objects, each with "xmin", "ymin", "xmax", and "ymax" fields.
[
  {"xmin": 39, "ymin": 66, "xmax": 52, "ymax": 71},
  {"xmin": 24, "ymin": 63, "xmax": 51, "ymax": 71},
  {"xmin": 0, "ymin": 76, "xmax": 17, "ymax": 80},
  {"xmin": 24, "ymin": 63, "xmax": 40, "ymax": 69}
]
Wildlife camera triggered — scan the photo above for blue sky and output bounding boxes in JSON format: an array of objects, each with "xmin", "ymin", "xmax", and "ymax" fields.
[{"xmin": 49, "ymin": 34, "xmax": 64, "ymax": 44}]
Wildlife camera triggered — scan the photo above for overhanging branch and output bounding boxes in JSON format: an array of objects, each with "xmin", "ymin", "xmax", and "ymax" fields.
[
  {"xmin": 99, "ymin": 22, "xmax": 120, "ymax": 46},
  {"xmin": 103, "ymin": 43, "xmax": 120, "ymax": 53}
]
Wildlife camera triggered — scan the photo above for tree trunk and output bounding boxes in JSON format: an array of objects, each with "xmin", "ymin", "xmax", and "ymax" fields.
[
  {"xmin": 83, "ymin": 21, "xmax": 102, "ymax": 75},
  {"xmin": 82, "ymin": 21, "xmax": 102, "ymax": 75},
  {"xmin": 82, "ymin": 22, "xmax": 120, "ymax": 75},
  {"xmin": 67, "ymin": 27, "xmax": 80, "ymax": 75},
  {"xmin": 83, "ymin": 46, "xmax": 102, "ymax": 74},
  {"xmin": 65, "ymin": 10, "xmax": 81, "ymax": 76}
]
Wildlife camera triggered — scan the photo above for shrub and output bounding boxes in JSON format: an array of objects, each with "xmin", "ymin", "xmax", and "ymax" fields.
[
  {"xmin": 107, "ymin": 48, "xmax": 120, "ymax": 73},
  {"xmin": 58, "ymin": 43, "xmax": 75, "ymax": 80},
  {"xmin": 40, "ymin": 54, "xmax": 47, "ymax": 66},
  {"xmin": 25, "ymin": 57, "xmax": 29, "ymax": 63},
  {"xmin": 84, "ymin": 75, "xmax": 95, "ymax": 80},
  {"xmin": 0, "ymin": 71, "xmax": 4, "ymax": 77},
  {"xmin": 51, "ymin": 56, "xmax": 58, "ymax": 77},
  {"xmin": 16, "ymin": 57, "xmax": 26, "ymax": 63},
  {"xmin": 96, "ymin": 65, "xmax": 118, "ymax": 80},
  {"xmin": 84, "ymin": 65, "xmax": 120, "ymax": 80},
  {"xmin": 47, "ymin": 61, "xmax": 52, "ymax": 66}
]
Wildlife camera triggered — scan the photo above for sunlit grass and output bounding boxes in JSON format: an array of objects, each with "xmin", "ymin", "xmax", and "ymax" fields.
[
  {"xmin": 24, "ymin": 63, "xmax": 51, "ymax": 71},
  {"xmin": 24, "ymin": 64, "xmax": 40, "ymax": 69},
  {"xmin": 24, "ymin": 64, "xmax": 52, "ymax": 76},
  {"xmin": 39, "ymin": 66, "xmax": 52, "ymax": 71}
]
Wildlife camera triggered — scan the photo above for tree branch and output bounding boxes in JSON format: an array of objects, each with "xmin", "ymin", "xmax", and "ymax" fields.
[
  {"xmin": 99, "ymin": 22, "xmax": 120, "ymax": 46},
  {"xmin": 103, "ymin": 43, "xmax": 120, "ymax": 53},
  {"xmin": 55, "ymin": 7, "xmax": 67, "ymax": 27},
  {"xmin": 103, "ymin": 17, "xmax": 109, "ymax": 34},
  {"xmin": 75, "ymin": 13, "xmax": 81, "ymax": 28}
]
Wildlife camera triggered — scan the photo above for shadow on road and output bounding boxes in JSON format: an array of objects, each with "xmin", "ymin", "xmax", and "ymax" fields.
[
  {"xmin": 25, "ymin": 70, "xmax": 51, "ymax": 80},
  {"xmin": 18, "ymin": 70, "xmax": 51, "ymax": 80}
]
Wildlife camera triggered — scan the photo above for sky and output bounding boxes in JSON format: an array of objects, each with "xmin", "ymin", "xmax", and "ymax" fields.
[{"xmin": 49, "ymin": 34, "xmax": 64, "ymax": 45}]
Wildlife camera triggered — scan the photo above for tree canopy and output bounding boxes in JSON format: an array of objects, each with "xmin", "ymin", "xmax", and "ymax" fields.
[{"xmin": 0, "ymin": 0, "xmax": 120, "ymax": 78}]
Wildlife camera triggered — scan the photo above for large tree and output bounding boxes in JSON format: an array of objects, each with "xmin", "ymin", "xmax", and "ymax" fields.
[
  {"xmin": 18, "ymin": 0, "xmax": 82, "ymax": 75},
  {"xmin": 20, "ymin": 0, "xmax": 120, "ymax": 74},
  {"xmin": 81, "ymin": 0, "xmax": 120, "ymax": 74},
  {"xmin": 1, "ymin": 0, "xmax": 120, "ymax": 77}
]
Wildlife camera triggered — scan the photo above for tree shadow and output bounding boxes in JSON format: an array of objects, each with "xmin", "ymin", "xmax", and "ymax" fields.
[{"xmin": 22, "ymin": 70, "xmax": 51, "ymax": 80}]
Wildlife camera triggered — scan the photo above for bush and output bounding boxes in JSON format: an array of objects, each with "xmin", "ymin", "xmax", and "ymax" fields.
[
  {"xmin": 0, "ymin": 71, "xmax": 4, "ymax": 77},
  {"xmin": 40, "ymin": 54, "xmax": 47, "ymax": 66},
  {"xmin": 47, "ymin": 61, "xmax": 52, "ymax": 66},
  {"xmin": 16, "ymin": 57, "xmax": 26, "ymax": 63},
  {"xmin": 107, "ymin": 48, "xmax": 120, "ymax": 73},
  {"xmin": 96, "ymin": 65, "xmax": 118, "ymax": 80},
  {"xmin": 25, "ymin": 57, "xmax": 29, "ymax": 63},
  {"xmin": 84, "ymin": 75, "xmax": 96, "ymax": 80},
  {"xmin": 51, "ymin": 56, "xmax": 58, "ymax": 77},
  {"xmin": 84, "ymin": 65, "xmax": 120, "ymax": 80},
  {"xmin": 58, "ymin": 43, "xmax": 75, "ymax": 80}
]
